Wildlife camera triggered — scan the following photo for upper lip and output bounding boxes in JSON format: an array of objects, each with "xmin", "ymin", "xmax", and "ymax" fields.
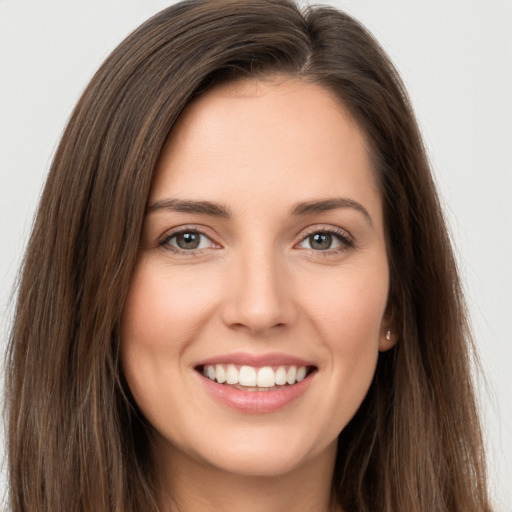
[{"xmin": 194, "ymin": 352, "xmax": 316, "ymax": 368}]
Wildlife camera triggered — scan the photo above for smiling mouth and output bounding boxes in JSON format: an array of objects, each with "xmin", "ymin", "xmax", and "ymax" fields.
[{"xmin": 197, "ymin": 364, "xmax": 317, "ymax": 391}]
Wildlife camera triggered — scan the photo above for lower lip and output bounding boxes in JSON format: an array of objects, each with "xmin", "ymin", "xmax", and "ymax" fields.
[{"xmin": 198, "ymin": 372, "xmax": 314, "ymax": 414}]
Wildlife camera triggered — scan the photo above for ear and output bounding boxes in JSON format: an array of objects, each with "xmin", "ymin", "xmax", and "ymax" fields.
[
  {"xmin": 379, "ymin": 303, "xmax": 397, "ymax": 352},
  {"xmin": 379, "ymin": 326, "xmax": 397, "ymax": 352}
]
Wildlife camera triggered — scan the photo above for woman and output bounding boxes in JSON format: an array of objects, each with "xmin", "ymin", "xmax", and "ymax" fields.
[{"xmin": 5, "ymin": 0, "xmax": 492, "ymax": 511}]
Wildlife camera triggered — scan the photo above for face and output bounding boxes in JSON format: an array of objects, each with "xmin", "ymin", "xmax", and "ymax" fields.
[{"xmin": 121, "ymin": 78, "xmax": 393, "ymax": 479}]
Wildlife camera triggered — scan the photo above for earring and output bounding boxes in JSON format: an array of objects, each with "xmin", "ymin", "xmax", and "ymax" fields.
[{"xmin": 385, "ymin": 330, "xmax": 391, "ymax": 341}]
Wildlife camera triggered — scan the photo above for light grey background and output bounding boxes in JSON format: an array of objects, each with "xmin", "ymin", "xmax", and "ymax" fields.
[{"xmin": 0, "ymin": 1, "xmax": 511, "ymax": 510}]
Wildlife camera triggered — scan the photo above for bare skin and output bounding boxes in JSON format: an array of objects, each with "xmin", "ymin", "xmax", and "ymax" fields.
[
  {"xmin": 121, "ymin": 78, "xmax": 394, "ymax": 511},
  {"xmin": 156, "ymin": 437, "xmax": 339, "ymax": 512}
]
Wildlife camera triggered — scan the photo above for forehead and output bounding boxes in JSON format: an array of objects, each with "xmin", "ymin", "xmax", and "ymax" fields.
[
  {"xmin": 164, "ymin": 77, "xmax": 364, "ymax": 157},
  {"xmin": 150, "ymin": 78, "xmax": 381, "ymax": 223}
]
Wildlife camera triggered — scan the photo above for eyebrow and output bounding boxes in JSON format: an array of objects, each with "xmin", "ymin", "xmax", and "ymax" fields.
[
  {"xmin": 147, "ymin": 198, "xmax": 231, "ymax": 218},
  {"xmin": 290, "ymin": 198, "xmax": 373, "ymax": 225},
  {"xmin": 147, "ymin": 197, "xmax": 372, "ymax": 225}
]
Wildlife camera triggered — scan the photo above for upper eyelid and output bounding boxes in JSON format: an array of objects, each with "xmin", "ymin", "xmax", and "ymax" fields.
[
  {"xmin": 158, "ymin": 226, "xmax": 221, "ymax": 251},
  {"xmin": 160, "ymin": 225, "xmax": 216, "ymax": 240},
  {"xmin": 158, "ymin": 230, "xmax": 225, "ymax": 260},
  {"xmin": 157, "ymin": 223, "xmax": 353, "ymax": 248},
  {"xmin": 296, "ymin": 224, "xmax": 353, "ymax": 241},
  {"xmin": 294, "ymin": 225, "xmax": 355, "ymax": 252}
]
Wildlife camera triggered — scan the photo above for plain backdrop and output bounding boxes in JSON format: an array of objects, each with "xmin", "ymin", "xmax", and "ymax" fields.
[{"xmin": 0, "ymin": 0, "xmax": 511, "ymax": 510}]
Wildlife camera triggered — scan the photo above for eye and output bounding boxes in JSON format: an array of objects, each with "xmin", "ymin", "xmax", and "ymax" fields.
[
  {"xmin": 161, "ymin": 229, "xmax": 217, "ymax": 252},
  {"xmin": 297, "ymin": 229, "xmax": 353, "ymax": 252}
]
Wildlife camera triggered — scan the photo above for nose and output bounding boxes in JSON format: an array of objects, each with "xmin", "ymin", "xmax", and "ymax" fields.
[{"xmin": 220, "ymin": 247, "xmax": 296, "ymax": 335}]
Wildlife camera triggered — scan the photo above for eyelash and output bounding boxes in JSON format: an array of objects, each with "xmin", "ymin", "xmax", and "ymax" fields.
[
  {"xmin": 159, "ymin": 226, "xmax": 354, "ymax": 256},
  {"xmin": 296, "ymin": 226, "xmax": 354, "ymax": 255},
  {"xmin": 159, "ymin": 226, "xmax": 216, "ymax": 255}
]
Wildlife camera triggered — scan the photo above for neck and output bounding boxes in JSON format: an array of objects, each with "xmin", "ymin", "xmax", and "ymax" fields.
[{"xmin": 154, "ymin": 440, "xmax": 341, "ymax": 512}]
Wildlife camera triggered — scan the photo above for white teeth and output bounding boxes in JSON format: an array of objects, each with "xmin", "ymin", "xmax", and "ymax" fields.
[
  {"xmin": 239, "ymin": 366, "xmax": 257, "ymax": 386},
  {"xmin": 256, "ymin": 366, "xmax": 275, "ymax": 388},
  {"xmin": 215, "ymin": 364, "xmax": 226, "ymax": 384},
  {"xmin": 286, "ymin": 366, "xmax": 297, "ymax": 385},
  {"xmin": 202, "ymin": 364, "xmax": 310, "ymax": 388},
  {"xmin": 226, "ymin": 364, "xmax": 238, "ymax": 384},
  {"xmin": 296, "ymin": 366, "xmax": 307, "ymax": 382},
  {"xmin": 275, "ymin": 366, "xmax": 287, "ymax": 386}
]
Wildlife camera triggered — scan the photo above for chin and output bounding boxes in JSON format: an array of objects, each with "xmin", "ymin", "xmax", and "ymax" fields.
[
  {"xmin": 179, "ymin": 425, "xmax": 338, "ymax": 478},
  {"xmin": 201, "ymin": 449, "xmax": 312, "ymax": 478}
]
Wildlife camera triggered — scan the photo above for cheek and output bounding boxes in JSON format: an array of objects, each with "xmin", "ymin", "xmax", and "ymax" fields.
[
  {"xmin": 119, "ymin": 259, "xmax": 219, "ymax": 405},
  {"xmin": 121, "ymin": 260, "xmax": 217, "ymax": 349},
  {"xmin": 303, "ymin": 262, "xmax": 389, "ymax": 346},
  {"xmin": 298, "ymin": 261, "xmax": 388, "ymax": 415}
]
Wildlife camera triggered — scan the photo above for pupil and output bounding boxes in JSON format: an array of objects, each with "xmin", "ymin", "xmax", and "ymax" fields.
[
  {"xmin": 177, "ymin": 232, "xmax": 200, "ymax": 249},
  {"xmin": 310, "ymin": 233, "xmax": 332, "ymax": 250}
]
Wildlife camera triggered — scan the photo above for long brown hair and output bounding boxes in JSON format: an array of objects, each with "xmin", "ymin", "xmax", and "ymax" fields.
[{"xmin": 6, "ymin": 1, "xmax": 491, "ymax": 510}]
